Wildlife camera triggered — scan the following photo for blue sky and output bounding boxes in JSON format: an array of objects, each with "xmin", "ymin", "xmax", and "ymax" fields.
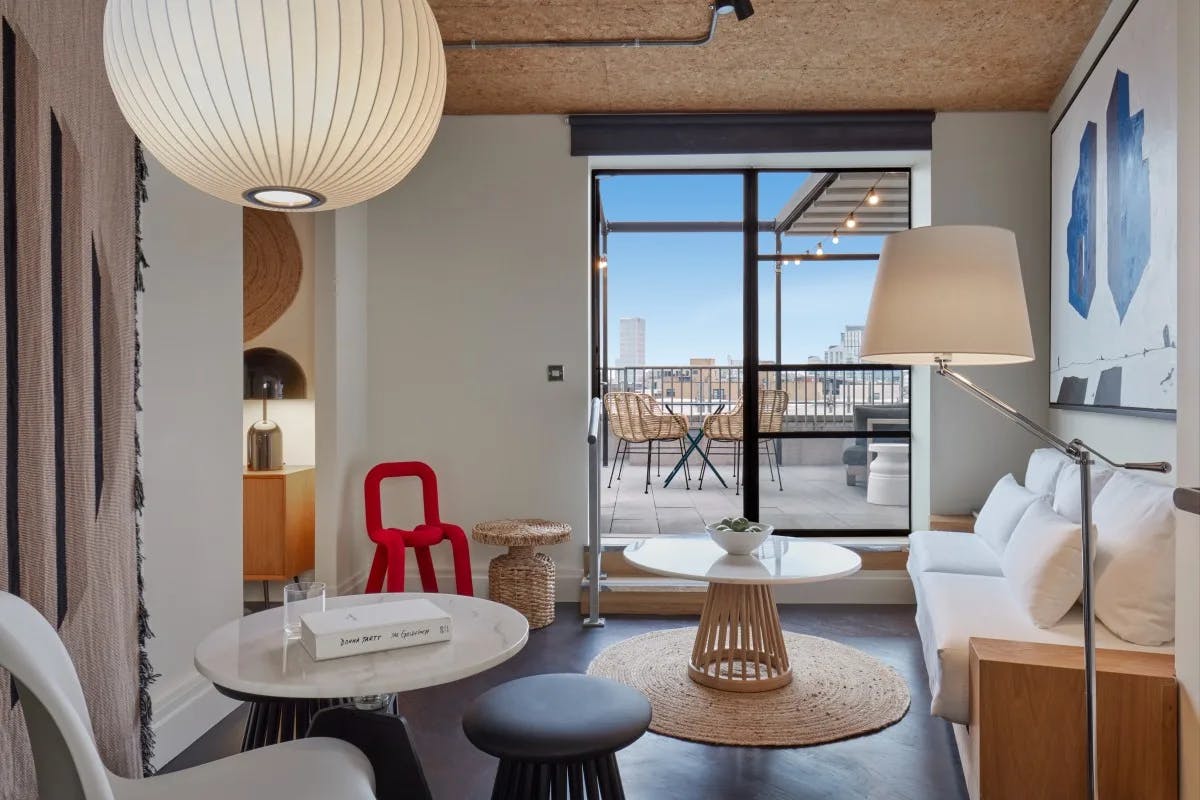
[{"xmin": 600, "ymin": 173, "xmax": 886, "ymax": 365}]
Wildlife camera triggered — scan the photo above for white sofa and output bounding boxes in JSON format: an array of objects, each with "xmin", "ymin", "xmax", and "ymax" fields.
[
  {"xmin": 908, "ymin": 533, "xmax": 1173, "ymax": 724},
  {"xmin": 908, "ymin": 450, "xmax": 1177, "ymax": 795}
]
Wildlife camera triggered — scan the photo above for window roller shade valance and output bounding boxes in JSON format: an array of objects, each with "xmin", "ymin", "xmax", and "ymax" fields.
[{"xmin": 569, "ymin": 112, "xmax": 934, "ymax": 156}]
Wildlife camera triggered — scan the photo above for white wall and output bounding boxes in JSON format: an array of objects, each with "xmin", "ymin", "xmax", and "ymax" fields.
[
  {"xmin": 362, "ymin": 116, "xmax": 591, "ymax": 594},
  {"xmin": 140, "ymin": 156, "xmax": 242, "ymax": 766},
  {"xmin": 1048, "ymin": 408, "xmax": 1176, "ymax": 469},
  {"xmin": 1175, "ymin": 0, "xmax": 1199, "ymax": 792},
  {"xmin": 314, "ymin": 206, "xmax": 375, "ymax": 593},
  {"xmin": 928, "ymin": 113, "xmax": 1052, "ymax": 513}
]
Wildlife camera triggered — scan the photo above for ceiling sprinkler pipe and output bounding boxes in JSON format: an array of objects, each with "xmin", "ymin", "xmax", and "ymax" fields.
[{"xmin": 443, "ymin": 1, "xmax": 752, "ymax": 51}]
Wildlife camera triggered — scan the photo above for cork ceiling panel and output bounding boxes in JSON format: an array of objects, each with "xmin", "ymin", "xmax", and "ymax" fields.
[{"xmin": 431, "ymin": 0, "xmax": 1112, "ymax": 114}]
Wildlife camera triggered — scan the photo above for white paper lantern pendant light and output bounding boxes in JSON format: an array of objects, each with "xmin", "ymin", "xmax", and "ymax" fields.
[{"xmin": 103, "ymin": 0, "xmax": 447, "ymax": 211}]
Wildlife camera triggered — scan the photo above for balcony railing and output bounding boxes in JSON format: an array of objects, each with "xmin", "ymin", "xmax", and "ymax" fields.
[{"xmin": 603, "ymin": 364, "xmax": 909, "ymax": 431}]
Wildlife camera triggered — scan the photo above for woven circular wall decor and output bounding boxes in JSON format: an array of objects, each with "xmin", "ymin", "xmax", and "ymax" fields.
[
  {"xmin": 587, "ymin": 627, "xmax": 910, "ymax": 747},
  {"xmin": 243, "ymin": 208, "xmax": 303, "ymax": 342}
]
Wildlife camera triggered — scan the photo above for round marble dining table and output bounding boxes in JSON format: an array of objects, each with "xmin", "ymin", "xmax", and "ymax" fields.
[{"xmin": 195, "ymin": 592, "xmax": 529, "ymax": 750}]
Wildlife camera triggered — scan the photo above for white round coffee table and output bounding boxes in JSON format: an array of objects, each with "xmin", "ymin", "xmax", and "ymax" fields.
[
  {"xmin": 195, "ymin": 592, "xmax": 528, "ymax": 749},
  {"xmin": 624, "ymin": 535, "xmax": 861, "ymax": 692},
  {"xmin": 867, "ymin": 442, "xmax": 910, "ymax": 506}
]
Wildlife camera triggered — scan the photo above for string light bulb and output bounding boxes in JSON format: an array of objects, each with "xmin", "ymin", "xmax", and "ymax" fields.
[
  {"xmin": 866, "ymin": 189, "xmax": 880, "ymax": 206},
  {"xmin": 816, "ymin": 242, "xmax": 824, "ymax": 256},
  {"xmin": 598, "ymin": 254, "xmax": 608, "ymax": 269},
  {"xmin": 832, "ymin": 231, "xmax": 840, "ymax": 244},
  {"xmin": 845, "ymin": 215, "xmax": 858, "ymax": 229}
]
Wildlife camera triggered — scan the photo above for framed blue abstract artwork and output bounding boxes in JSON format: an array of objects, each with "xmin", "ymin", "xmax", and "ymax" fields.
[{"xmin": 1050, "ymin": 0, "xmax": 1177, "ymax": 418}]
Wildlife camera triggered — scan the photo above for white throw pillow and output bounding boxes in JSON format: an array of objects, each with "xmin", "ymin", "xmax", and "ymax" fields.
[
  {"xmin": 1052, "ymin": 462, "xmax": 1113, "ymax": 524},
  {"xmin": 1002, "ymin": 498, "xmax": 1086, "ymax": 628},
  {"xmin": 1025, "ymin": 448, "xmax": 1068, "ymax": 496},
  {"xmin": 1093, "ymin": 471, "xmax": 1176, "ymax": 645},
  {"xmin": 974, "ymin": 474, "xmax": 1043, "ymax": 556}
]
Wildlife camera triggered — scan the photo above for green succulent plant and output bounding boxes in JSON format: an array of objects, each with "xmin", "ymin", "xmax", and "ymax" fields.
[{"xmin": 712, "ymin": 516, "xmax": 766, "ymax": 534}]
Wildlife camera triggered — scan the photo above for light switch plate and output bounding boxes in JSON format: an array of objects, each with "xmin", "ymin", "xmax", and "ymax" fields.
[{"xmin": 547, "ymin": 365, "xmax": 564, "ymax": 382}]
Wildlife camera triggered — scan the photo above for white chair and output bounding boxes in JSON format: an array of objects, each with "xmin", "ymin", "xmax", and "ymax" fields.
[{"xmin": 0, "ymin": 591, "xmax": 377, "ymax": 800}]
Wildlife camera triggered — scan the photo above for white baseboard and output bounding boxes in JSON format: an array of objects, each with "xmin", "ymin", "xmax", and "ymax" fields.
[
  {"xmin": 348, "ymin": 565, "xmax": 586, "ymax": 602},
  {"xmin": 775, "ymin": 571, "xmax": 915, "ymax": 604},
  {"xmin": 149, "ymin": 673, "xmax": 240, "ymax": 771},
  {"xmin": 338, "ymin": 566, "xmax": 372, "ymax": 596},
  {"xmin": 583, "ymin": 571, "xmax": 915, "ymax": 605}
]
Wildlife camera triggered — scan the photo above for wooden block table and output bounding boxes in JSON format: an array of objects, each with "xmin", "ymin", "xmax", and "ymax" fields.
[
  {"xmin": 929, "ymin": 513, "xmax": 977, "ymax": 533},
  {"xmin": 968, "ymin": 638, "xmax": 1177, "ymax": 800},
  {"xmin": 472, "ymin": 519, "xmax": 571, "ymax": 629}
]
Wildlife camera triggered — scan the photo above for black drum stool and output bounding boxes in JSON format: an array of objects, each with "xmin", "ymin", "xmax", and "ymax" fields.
[{"xmin": 462, "ymin": 673, "xmax": 652, "ymax": 800}]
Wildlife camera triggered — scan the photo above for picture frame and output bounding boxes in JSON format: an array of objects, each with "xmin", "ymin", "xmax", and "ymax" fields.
[{"xmin": 1049, "ymin": 0, "xmax": 1178, "ymax": 418}]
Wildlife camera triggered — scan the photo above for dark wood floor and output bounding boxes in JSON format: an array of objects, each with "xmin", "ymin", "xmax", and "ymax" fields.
[{"xmin": 166, "ymin": 603, "xmax": 968, "ymax": 800}]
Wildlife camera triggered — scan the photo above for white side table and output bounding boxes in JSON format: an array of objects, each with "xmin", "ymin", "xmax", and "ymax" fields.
[
  {"xmin": 867, "ymin": 442, "xmax": 910, "ymax": 506},
  {"xmin": 624, "ymin": 535, "xmax": 861, "ymax": 692}
]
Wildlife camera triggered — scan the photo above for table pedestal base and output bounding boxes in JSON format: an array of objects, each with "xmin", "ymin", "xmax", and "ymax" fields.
[
  {"xmin": 689, "ymin": 582, "xmax": 792, "ymax": 693},
  {"xmin": 238, "ymin": 694, "xmax": 398, "ymax": 751}
]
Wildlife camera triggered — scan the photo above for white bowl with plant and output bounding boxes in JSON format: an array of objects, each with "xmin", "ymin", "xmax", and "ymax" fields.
[{"xmin": 705, "ymin": 517, "xmax": 773, "ymax": 555}]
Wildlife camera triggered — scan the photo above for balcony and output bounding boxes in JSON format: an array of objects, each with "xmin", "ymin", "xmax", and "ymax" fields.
[{"xmin": 600, "ymin": 365, "xmax": 910, "ymax": 536}]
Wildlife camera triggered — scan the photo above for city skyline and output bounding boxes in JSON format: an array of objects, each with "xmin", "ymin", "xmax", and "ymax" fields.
[
  {"xmin": 600, "ymin": 172, "xmax": 888, "ymax": 365},
  {"xmin": 609, "ymin": 321, "xmax": 867, "ymax": 367}
]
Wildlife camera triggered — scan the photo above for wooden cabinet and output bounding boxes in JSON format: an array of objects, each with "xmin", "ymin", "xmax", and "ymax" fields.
[
  {"xmin": 243, "ymin": 466, "xmax": 315, "ymax": 582},
  {"xmin": 968, "ymin": 638, "xmax": 1177, "ymax": 800}
]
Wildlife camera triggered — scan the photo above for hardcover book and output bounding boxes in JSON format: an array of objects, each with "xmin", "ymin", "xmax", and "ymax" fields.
[{"xmin": 300, "ymin": 599, "xmax": 452, "ymax": 661}]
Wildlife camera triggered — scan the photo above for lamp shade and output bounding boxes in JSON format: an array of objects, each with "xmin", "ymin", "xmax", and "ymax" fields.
[
  {"xmin": 102, "ymin": 0, "xmax": 446, "ymax": 211},
  {"xmin": 860, "ymin": 225, "xmax": 1035, "ymax": 365}
]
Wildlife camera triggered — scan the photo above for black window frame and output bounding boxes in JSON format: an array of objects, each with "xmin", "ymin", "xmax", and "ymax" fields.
[{"xmin": 591, "ymin": 167, "xmax": 913, "ymax": 537}]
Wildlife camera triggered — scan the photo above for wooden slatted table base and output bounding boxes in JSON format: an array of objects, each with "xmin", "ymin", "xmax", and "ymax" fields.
[{"xmin": 689, "ymin": 582, "xmax": 792, "ymax": 692}]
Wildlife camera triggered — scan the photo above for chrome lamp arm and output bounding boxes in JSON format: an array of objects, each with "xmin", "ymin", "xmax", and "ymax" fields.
[
  {"xmin": 933, "ymin": 357, "xmax": 1170, "ymax": 800},
  {"xmin": 934, "ymin": 359, "xmax": 1171, "ymax": 475}
]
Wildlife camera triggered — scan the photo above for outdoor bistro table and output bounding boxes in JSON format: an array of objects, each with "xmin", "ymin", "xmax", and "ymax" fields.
[
  {"xmin": 194, "ymin": 592, "xmax": 528, "ymax": 750},
  {"xmin": 662, "ymin": 402, "xmax": 727, "ymax": 489},
  {"xmin": 624, "ymin": 535, "xmax": 861, "ymax": 692}
]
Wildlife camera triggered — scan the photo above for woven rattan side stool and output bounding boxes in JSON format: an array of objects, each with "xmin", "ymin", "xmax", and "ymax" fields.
[{"xmin": 472, "ymin": 518, "xmax": 572, "ymax": 629}]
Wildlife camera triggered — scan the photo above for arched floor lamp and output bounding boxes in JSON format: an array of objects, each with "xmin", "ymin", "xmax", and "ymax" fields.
[{"xmin": 860, "ymin": 225, "xmax": 1171, "ymax": 800}]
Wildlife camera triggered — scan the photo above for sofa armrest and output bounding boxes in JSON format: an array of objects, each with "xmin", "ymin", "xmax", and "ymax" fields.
[{"xmin": 968, "ymin": 638, "xmax": 1176, "ymax": 800}]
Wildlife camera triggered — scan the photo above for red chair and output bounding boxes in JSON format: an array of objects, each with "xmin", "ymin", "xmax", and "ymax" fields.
[{"xmin": 363, "ymin": 461, "xmax": 474, "ymax": 596}]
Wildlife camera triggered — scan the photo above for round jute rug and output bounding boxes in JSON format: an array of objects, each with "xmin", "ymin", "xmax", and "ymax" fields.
[{"xmin": 586, "ymin": 627, "xmax": 910, "ymax": 747}]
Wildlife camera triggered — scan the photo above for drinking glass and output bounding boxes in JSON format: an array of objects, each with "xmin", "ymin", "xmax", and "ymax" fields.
[{"xmin": 283, "ymin": 581, "xmax": 326, "ymax": 639}]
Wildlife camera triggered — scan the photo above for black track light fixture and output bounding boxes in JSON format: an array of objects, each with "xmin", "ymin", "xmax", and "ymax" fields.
[{"xmin": 716, "ymin": 0, "xmax": 755, "ymax": 21}]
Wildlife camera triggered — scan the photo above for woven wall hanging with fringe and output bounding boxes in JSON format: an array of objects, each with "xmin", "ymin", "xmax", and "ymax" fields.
[{"xmin": 0, "ymin": 2, "xmax": 154, "ymax": 796}]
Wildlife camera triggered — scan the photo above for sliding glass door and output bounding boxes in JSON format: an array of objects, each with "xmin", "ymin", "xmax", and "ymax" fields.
[{"xmin": 592, "ymin": 168, "xmax": 911, "ymax": 537}]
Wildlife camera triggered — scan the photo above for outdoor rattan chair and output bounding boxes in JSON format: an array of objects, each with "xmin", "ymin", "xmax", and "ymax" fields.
[
  {"xmin": 699, "ymin": 389, "xmax": 788, "ymax": 495},
  {"xmin": 604, "ymin": 392, "xmax": 691, "ymax": 494}
]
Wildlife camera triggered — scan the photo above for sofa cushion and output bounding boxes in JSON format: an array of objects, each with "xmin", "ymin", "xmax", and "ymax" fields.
[
  {"xmin": 974, "ymin": 474, "xmax": 1043, "ymax": 556},
  {"xmin": 1093, "ymin": 471, "xmax": 1176, "ymax": 645},
  {"xmin": 907, "ymin": 530, "xmax": 1002, "ymax": 577},
  {"xmin": 1025, "ymin": 448, "xmax": 1069, "ymax": 496},
  {"xmin": 912, "ymin": 571, "xmax": 1172, "ymax": 724},
  {"xmin": 1052, "ymin": 462, "xmax": 1113, "ymax": 524},
  {"xmin": 1001, "ymin": 499, "xmax": 1085, "ymax": 628}
]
